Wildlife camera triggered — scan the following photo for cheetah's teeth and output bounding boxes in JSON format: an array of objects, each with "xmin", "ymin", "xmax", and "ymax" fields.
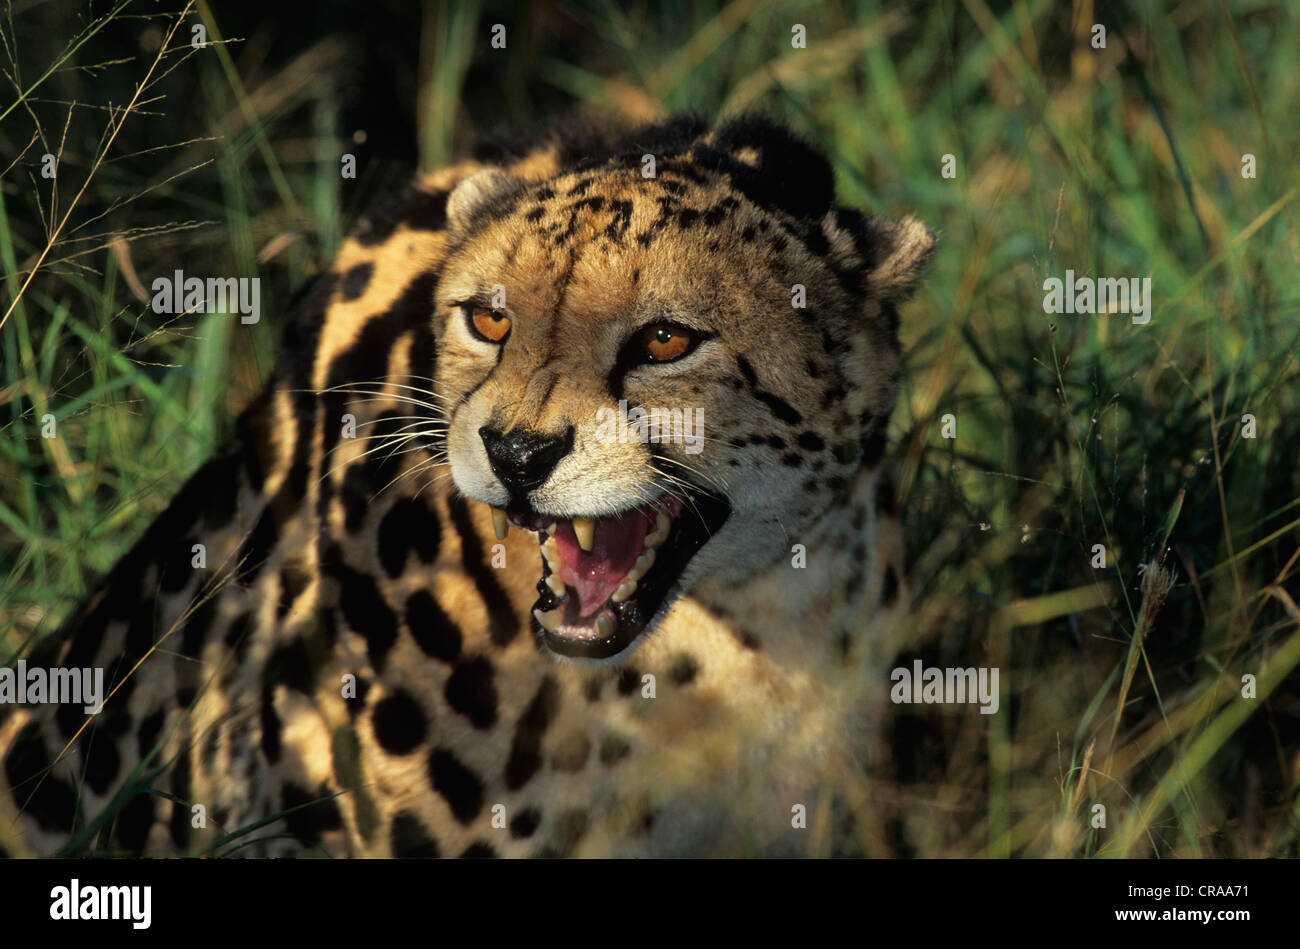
[
  {"xmin": 632, "ymin": 547, "xmax": 655, "ymax": 577},
  {"xmin": 541, "ymin": 535, "xmax": 561, "ymax": 571},
  {"xmin": 573, "ymin": 516, "xmax": 595, "ymax": 552},
  {"xmin": 545, "ymin": 574, "xmax": 565, "ymax": 596},
  {"xmin": 545, "ymin": 522, "xmax": 557, "ymax": 536},
  {"xmin": 490, "ymin": 506, "xmax": 509, "ymax": 540},
  {"xmin": 644, "ymin": 509, "xmax": 671, "ymax": 548},
  {"xmin": 596, "ymin": 615, "xmax": 613, "ymax": 637},
  {"xmin": 611, "ymin": 578, "xmax": 637, "ymax": 603},
  {"xmin": 533, "ymin": 607, "xmax": 561, "ymax": 632}
]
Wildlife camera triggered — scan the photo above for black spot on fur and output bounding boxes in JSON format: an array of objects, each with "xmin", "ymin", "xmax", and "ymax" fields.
[
  {"xmin": 137, "ymin": 709, "xmax": 165, "ymax": 762},
  {"xmin": 876, "ymin": 473, "xmax": 897, "ymax": 516},
  {"xmin": 617, "ymin": 667, "xmax": 640, "ymax": 696},
  {"xmin": 201, "ymin": 451, "xmax": 241, "ymax": 531},
  {"xmin": 668, "ymin": 654, "xmax": 699, "ymax": 686},
  {"xmin": 797, "ymin": 431, "xmax": 826, "ymax": 452},
  {"xmin": 445, "ymin": 656, "xmax": 499, "ymax": 729},
  {"xmin": 504, "ymin": 676, "xmax": 561, "ymax": 790},
  {"xmin": 235, "ymin": 507, "xmax": 278, "ymax": 585},
  {"xmin": 510, "ymin": 807, "xmax": 541, "ymax": 839},
  {"xmin": 169, "ymin": 744, "xmax": 192, "ymax": 849},
  {"xmin": 735, "ymin": 355, "xmax": 758, "ymax": 386},
  {"xmin": 324, "ymin": 546, "xmax": 398, "ymax": 673},
  {"xmin": 83, "ymin": 730, "xmax": 121, "ymax": 796},
  {"xmin": 371, "ymin": 689, "xmax": 428, "ymax": 755},
  {"xmin": 4, "ymin": 723, "xmax": 79, "ymax": 831},
  {"xmin": 833, "ymin": 440, "xmax": 860, "ymax": 465},
  {"xmin": 340, "ymin": 466, "xmax": 370, "ymax": 533},
  {"xmin": 599, "ymin": 733, "xmax": 631, "ymax": 765},
  {"xmin": 860, "ymin": 427, "xmax": 887, "ymax": 467},
  {"xmin": 281, "ymin": 781, "xmax": 343, "ymax": 845},
  {"xmin": 158, "ymin": 537, "xmax": 196, "ymax": 593},
  {"xmin": 354, "ymin": 184, "xmax": 448, "ymax": 246},
  {"xmin": 583, "ymin": 677, "xmax": 602, "ymax": 703},
  {"xmin": 266, "ymin": 637, "xmax": 314, "ymax": 695},
  {"xmin": 883, "ymin": 565, "xmax": 900, "ymax": 607},
  {"xmin": 340, "ymin": 262, "xmax": 374, "ymax": 301},
  {"xmin": 429, "ymin": 748, "xmax": 484, "ymax": 824},
  {"xmin": 390, "ymin": 811, "xmax": 440, "ymax": 857},
  {"xmin": 260, "ymin": 686, "xmax": 281, "ymax": 764},
  {"xmin": 277, "ymin": 558, "xmax": 312, "ymax": 620},
  {"xmin": 377, "ymin": 496, "xmax": 441, "ymax": 578},
  {"xmin": 115, "ymin": 791, "xmax": 155, "ymax": 853},
  {"xmin": 404, "ymin": 589, "xmax": 462, "ymax": 663},
  {"xmin": 758, "ymin": 392, "xmax": 803, "ymax": 425},
  {"xmin": 461, "ymin": 841, "xmax": 497, "ymax": 858},
  {"xmin": 735, "ymin": 355, "xmax": 802, "ymax": 425}
]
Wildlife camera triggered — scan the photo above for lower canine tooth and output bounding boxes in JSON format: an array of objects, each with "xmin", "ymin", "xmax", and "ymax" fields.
[
  {"xmin": 572, "ymin": 517, "xmax": 595, "ymax": 552},
  {"xmin": 645, "ymin": 509, "xmax": 671, "ymax": 547},
  {"xmin": 611, "ymin": 579, "xmax": 637, "ymax": 603},
  {"xmin": 533, "ymin": 608, "xmax": 561, "ymax": 632},
  {"xmin": 596, "ymin": 615, "xmax": 612, "ymax": 637},
  {"xmin": 490, "ymin": 506, "xmax": 509, "ymax": 540},
  {"xmin": 541, "ymin": 536, "xmax": 561, "ymax": 570}
]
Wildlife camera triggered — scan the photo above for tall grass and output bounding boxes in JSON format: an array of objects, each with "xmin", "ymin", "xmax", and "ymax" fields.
[{"xmin": 1, "ymin": 0, "xmax": 1297, "ymax": 856}]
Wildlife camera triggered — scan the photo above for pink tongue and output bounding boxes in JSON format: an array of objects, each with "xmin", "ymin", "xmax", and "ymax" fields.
[{"xmin": 554, "ymin": 508, "xmax": 654, "ymax": 617}]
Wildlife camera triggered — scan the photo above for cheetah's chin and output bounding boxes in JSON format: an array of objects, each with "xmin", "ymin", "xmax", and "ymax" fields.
[{"xmin": 493, "ymin": 492, "xmax": 729, "ymax": 663}]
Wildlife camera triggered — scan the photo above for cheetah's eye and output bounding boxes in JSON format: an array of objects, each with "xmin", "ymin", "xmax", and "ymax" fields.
[
  {"xmin": 467, "ymin": 306, "xmax": 511, "ymax": 343},
  {"xmin": 636, "ymin": 323, "xmax": 697, "ymax": 364}
]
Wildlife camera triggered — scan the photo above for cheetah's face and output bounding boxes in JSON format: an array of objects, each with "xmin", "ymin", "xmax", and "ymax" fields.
[{"xmin": 435, "ymin": 149, "xmax": 933, "ymax": 665}]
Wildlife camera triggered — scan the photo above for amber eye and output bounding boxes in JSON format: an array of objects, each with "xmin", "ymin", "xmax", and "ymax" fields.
[
  {"xmin": 468, "ymin": 306, "xmax": 511, "ymax": 343},
  {"xmin": 639, "ymin": 323, "xmax": 696, "ymax": 363}
]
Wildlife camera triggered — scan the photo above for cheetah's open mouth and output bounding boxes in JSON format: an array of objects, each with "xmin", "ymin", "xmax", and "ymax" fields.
[{"xmin": 502, "ymin": 493, "xmax": 730, "ymax": 662}]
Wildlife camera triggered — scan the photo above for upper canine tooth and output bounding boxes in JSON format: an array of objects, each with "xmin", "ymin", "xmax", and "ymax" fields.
[
  {"xmin": 546, "ymin": 574, "xmax": 565, "ymax": 596},
  {"xmin": 572, "ymin": 517, "xmax": 595, "ymax": 552},
  {"xmin": 533, "ymin": 607, "xmax": 561, "ymax": 632},
  {"xmin": 490, "ymin": 507, "xmax": 509, "ymax": 540}
]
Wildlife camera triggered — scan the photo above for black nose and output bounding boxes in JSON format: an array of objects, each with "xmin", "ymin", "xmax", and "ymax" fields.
[{"xmin": 478, "ymin": 425, "xmax": 574, "ymax": 497}]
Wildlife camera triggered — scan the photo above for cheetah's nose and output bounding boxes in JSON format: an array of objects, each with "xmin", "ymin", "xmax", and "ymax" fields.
[{"xmin": 478, "ymin": 425, "xmax": 575, "ymax": 499}]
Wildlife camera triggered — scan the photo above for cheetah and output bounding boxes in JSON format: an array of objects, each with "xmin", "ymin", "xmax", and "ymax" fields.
[{"xmin": 0, "ymin": 114, "xmax": 934, "ymax": 857}]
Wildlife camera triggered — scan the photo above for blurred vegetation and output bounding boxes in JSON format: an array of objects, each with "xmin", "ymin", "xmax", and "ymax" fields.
[{"xmin": 1, "ymin": 0, "xmax": 1297, "ymax": 856}]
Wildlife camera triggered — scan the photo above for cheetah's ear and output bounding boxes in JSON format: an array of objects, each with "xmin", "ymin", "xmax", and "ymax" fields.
[
  {"xmin": 855, "ymin": 214, "xmax": 936, "ymax": 305},
  {"xmin": 446, "ymin": 169, "xmax": 527, "ymax": 235}
]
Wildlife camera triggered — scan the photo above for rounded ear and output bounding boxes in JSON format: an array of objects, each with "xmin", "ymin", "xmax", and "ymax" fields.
[
  {"xmin": 855, "ymin": 214, "xmax": 937, "ymax": 305},
  {"xmin": 446, "ymin": 169, "xmax": 526, "ymax": 234}
]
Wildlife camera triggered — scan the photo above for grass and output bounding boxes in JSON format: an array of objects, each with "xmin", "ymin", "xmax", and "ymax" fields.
[{"xmin": 1, "ymin": 0, "xmax": 1298, "ymax": 857}]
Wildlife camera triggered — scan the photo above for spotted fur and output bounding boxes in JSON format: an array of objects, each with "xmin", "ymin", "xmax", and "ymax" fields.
[{"xmin": 0, "ymin": 114, "xmax": 933, "ymax": 857}]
